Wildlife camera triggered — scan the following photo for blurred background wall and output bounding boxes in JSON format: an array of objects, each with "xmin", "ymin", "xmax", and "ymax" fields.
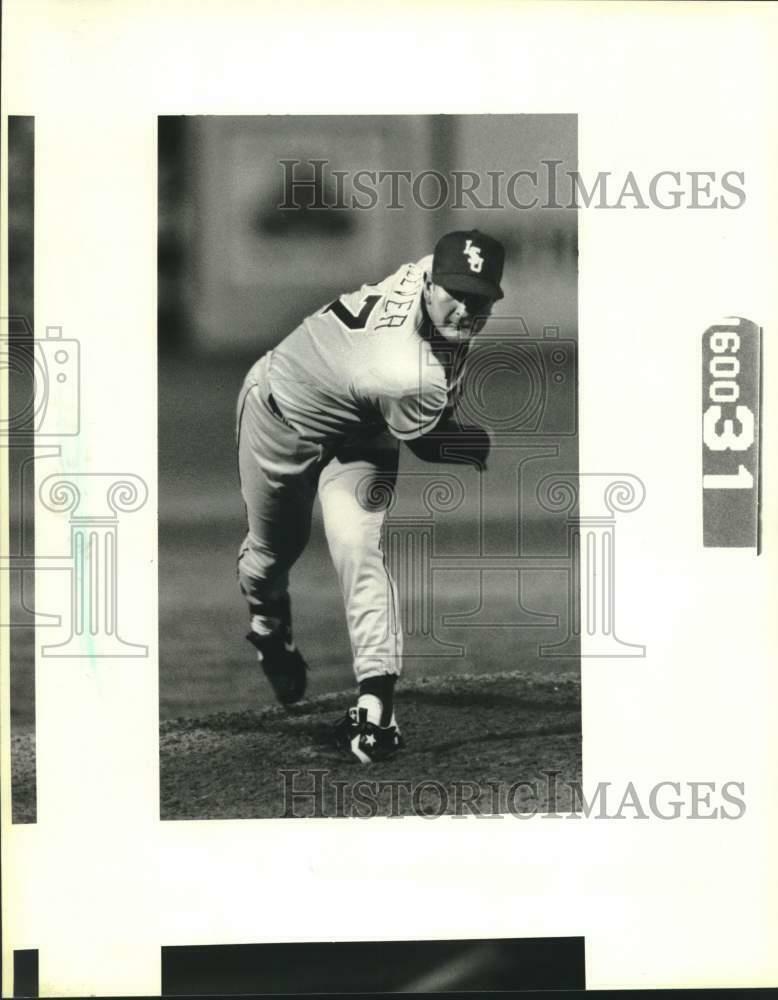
[{"xmin": 158, "ymin": 114, "xmax": 577, "ymax": 356}]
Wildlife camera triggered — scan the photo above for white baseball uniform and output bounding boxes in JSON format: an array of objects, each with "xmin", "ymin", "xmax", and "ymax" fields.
[{"xmin": 236, "ymin": 254, "xmax": 471, "ymax": 682}]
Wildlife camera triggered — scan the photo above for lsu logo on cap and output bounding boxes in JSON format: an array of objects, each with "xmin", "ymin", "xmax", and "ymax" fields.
[
  {"xmin": 432, "ymin": 229, "xmax": 505, "ymax": 300},
  {"xmin": 463, "ymin": 238, "xmax": 484, "ymax": 273}
]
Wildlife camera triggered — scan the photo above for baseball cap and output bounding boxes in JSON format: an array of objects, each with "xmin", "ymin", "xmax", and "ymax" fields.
[{"xmin": 432, "ymin": 229, "xmax": 505, "ymax": 301}]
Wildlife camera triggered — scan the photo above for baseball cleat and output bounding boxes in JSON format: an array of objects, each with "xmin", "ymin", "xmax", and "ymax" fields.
[
  {"xmin": 246, "ymin": 629, "xmax": 308, "ymax": 705},
  {"xmin": 333, "ymin": 706, "xmax": 405, "ymax": 764}
]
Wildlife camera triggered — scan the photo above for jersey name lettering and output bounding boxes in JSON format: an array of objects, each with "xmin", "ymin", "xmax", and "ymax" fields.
[{"xmin": 375, "ymin": 264, "xmax": 423, "ymax": 330}]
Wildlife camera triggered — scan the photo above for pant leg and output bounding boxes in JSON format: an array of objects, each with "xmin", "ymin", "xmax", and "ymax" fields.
[
  {"xmin": 318, "ymin": 432, "xmax": 402, "ymax": 682},
  {"xmin": 236, "ymin": 356, "xmax": 322, "ymax": 628}
]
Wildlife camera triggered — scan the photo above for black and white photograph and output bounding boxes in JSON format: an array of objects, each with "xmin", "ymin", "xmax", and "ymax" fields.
[
  {"xmin": 2, "ymin": 1, "xmax": 777, "ymax": 996},
  {"xmin": 157, "ymin": 114, "xmax": 582, "ymax": 820}
]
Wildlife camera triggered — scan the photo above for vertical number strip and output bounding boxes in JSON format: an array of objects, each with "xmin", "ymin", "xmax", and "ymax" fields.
[{"xmin": 701, "ymin": 317, "xmax": 762, "ymax": 549}]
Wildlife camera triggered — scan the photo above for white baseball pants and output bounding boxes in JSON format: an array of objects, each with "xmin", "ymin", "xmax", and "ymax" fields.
[{"xmin": 236, "ymin": 354, "xmax": 402, "ymax": 681}]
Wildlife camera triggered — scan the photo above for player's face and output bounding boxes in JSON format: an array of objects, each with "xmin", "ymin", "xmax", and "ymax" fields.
[{"xmin": 424, "ymin": 280, "xmax": 496, "ymax": 341}]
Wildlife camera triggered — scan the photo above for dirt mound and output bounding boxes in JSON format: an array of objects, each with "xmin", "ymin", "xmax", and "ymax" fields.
[{"xmin": 159, "ymin": 671, "xmax": 581, "ymax": 820}]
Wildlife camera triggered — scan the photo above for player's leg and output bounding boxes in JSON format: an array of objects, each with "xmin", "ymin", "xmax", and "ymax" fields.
[
  {"xmin": 319, "ymin": 433, "xmax": 405, "ymax": 760},
  {"xmin": 236, "ymin": 360, "xmax": 322, "ymax": 703},
  {"xmin": 319, "ymin": 434, "xmax": 402, "ymax": 682}
]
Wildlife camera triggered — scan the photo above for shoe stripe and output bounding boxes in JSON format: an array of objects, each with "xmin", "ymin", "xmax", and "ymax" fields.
[{"xmin": 350, "ymin": 736, "xmax": 372, "ymax": 765}]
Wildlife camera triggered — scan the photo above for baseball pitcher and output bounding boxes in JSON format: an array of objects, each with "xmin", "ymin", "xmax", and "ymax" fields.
[{"xmin": 236, "ymin": 230, "xmax": 505, "ymax": 762}]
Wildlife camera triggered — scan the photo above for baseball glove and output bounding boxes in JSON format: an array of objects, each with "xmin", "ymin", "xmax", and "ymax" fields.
[{"xmin": 406, "ymin": 412, "xmax": 492, "ymax": 470}]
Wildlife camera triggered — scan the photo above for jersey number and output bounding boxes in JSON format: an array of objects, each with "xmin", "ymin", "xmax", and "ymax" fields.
[{"xmin": 324, "ymin": 294, "xmax": 381, "ymax": 331}]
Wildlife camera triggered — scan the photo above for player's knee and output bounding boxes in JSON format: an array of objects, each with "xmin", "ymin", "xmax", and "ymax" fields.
[{"xmin": 238, "ymin": 532, "xmax": 297, "ymax": 585}]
